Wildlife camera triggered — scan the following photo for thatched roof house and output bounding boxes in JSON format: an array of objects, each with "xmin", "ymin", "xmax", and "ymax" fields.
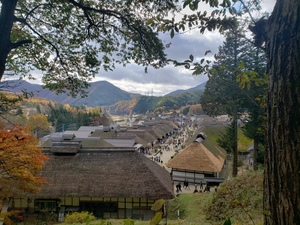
[
  {"xmin": 12, "ymin": 135, "xmax": 174, "ymax": 221},
  {"xmin": 38, "ymin": 148, "xmax": 174, "ymax": 199},
  {"xmin": 166, "ymin": 136, "xmax": 227, "ymax": 186}
]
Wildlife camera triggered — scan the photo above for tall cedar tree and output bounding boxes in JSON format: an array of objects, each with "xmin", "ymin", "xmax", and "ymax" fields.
[
  {"xmin": 263, "ymin": 1, "xmax": 300, "ymax": 224},
  {"xmin": 201, "ymin": 27, "xmax": 261, "ymax": 177},
  {"xmin": 238, "ymin": 43, "xmax": 267, "ymax": 171}
]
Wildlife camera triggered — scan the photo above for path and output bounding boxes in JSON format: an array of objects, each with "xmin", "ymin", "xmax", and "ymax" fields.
[{"xmin": 146, "ymin": 125, "xmax": 212, "ymax": 194}]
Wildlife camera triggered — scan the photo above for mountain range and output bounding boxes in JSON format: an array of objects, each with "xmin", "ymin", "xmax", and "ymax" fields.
[{"xmin": 0, "ymin": 79, "xmax": 206, "ymax": 108}]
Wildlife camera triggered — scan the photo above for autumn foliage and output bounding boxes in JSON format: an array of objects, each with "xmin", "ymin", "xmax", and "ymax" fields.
[{"xmin": 0, "ymin": 126, "xmax": 48, "ymax": 198}]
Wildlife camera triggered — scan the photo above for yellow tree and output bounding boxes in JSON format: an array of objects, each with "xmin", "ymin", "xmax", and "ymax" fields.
[
  {"xmin": 0, "ymin": 126, "xmax": 48, "ymax": 206},
  {"xmin": 188, "ymin": 104, "xmax": 203, "ymax": 115},
  {"xmin": 27, "ymin": 114, "xmax": 51, "ymax": 138}
]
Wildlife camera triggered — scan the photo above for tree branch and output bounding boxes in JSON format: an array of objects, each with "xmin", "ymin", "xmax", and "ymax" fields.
[
  {"xmin": 23, "ymin": 21, "xmax": 69, "ymax": 75},
  {"xmin": 17, "ymin": 2, "xmax": 52, "ymax": 21},
  {"xmin": 67, "ymin": 0, "xmax": 150, "ymax": 52},
  {"xmin": 11, "ymin": 39, "xmax": 32, "ymax": 49},
  {"xmin": 67, "ymin": 0, "xmax": 122, "ymax": 18},
  {"xmin": 13, "ymin": 16, "xmax": 26, "ymax": 24}
]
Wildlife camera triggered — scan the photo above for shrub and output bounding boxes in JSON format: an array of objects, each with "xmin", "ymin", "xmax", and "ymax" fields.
[
  {"xmin": 64, "ymin": 211, "xmax": 95, "ymax": 224},
  {"xmin": 122, "ymin": 218, "xmax": 135, "ymax": 225},
  {"xmin": 0, "ymin": 210, "xmax": 25, "ymax": 225},
  {"xmin": 205, "ymin": 171, "xmax": 263, "ymax": 224}
]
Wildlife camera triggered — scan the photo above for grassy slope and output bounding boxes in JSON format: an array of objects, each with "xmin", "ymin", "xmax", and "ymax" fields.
[
  {"xmin": 202, "ymin": 126, "xmax": 253, "ymax": 152},
  {"xmin": 165, "ymin": 171, "xmax": 263, "ymax": 225}
]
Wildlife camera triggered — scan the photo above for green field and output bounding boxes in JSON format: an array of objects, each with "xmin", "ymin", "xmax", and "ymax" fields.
[{"xmin": 202, "ymin": 126, "xmax": 253, "ymax": 152}]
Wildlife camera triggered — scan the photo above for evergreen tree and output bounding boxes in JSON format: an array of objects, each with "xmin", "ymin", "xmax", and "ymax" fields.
[
  {"xmin": 201, "ymin": 25, "xmax": 266, "ymax": 176},
  {"xmin": 201, "ymin": 27, "xmax": 247, "ymax": 177}
]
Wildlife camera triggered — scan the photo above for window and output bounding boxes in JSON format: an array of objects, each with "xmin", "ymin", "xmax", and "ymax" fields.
[{"xmin": 34, "ymin": 200, "xmax": 57, "ymax": 212}]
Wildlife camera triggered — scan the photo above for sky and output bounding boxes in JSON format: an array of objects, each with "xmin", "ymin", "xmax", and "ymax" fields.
[
  {"xmin": 14, "ymin": 0, "xmax": 276, "ymax": 97},
  {"xmin": 90, "ymin": 0, "xmax": 276, "ymax": 96}
]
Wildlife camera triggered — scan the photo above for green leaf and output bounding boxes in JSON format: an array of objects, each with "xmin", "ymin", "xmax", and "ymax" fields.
[
  {"xmin": 150, "ymin": 212, "xmax": 163, "ymax": 225},
  {"xmin": 239, "ymin": 61, "xmax": 245, "ymax": 70},
  {"xmin": 204, "ymin": 50, "xmax": 211, "ymax": 55},
  {"xmin": 223, "ymin": 218, "xmax": 231, "ymax": 225},
  {"xmin": 193, "ymin": 0, "xmax": 199, "ymax": 10},
  {"xmin": 170, "ymin": 29, "xmax": 175, "ymax": 38},
  {"xmin": 179, "ymin": 24, "xmax": 185, "ymax": 32},
  {"xmin": 151, "ymin": 199, "xmax": 165, "ymax": 211},
  {"xmin": 189, "ymin": 54, "xmax": 194, "ymax": 61},
  {"xmin": 183, "ymin": 0, "xmax": 193, "ymax": 8}
]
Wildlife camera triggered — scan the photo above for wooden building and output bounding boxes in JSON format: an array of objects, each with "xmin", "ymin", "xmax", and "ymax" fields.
[
  {"xmin": 166, "ymin": 135, "xmax": 227, "ymax": 187},
  {"xmin": 11, "ymin": 134, "xmax": 174, "ymax": 221}
]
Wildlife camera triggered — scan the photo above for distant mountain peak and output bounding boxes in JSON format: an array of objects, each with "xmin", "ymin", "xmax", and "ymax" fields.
[
  {"xmin": 0, "ymin": 80, "xmax": 133, "ymax": 107},
  {"xmin": 165, "ymin": 81, "xmax": 207, "ymax": 96}
]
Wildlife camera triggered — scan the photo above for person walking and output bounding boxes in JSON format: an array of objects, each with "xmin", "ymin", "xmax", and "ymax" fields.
[{"xmin": 185, "ymin": 180, "xmax": 190, "ymax": 189}]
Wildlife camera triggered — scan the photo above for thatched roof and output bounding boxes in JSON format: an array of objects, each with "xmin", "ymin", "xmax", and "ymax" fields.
[
  {"xmin": 143, "ymin": 127, "xmax": 163, "ymax": 139},
  {"xmin": 41, "ymin": 138, "xmax": 115, "ymax": 149},
  {"xmin": 51, "ymin": 141, "xmax": 81, "ymax": 153},
  {"xmin": 89, "ymin": 130, "xmax": 115, "ymax": 138},
  {"xmin": 36, "ymin": 149, "xmax": 174, "ymax": 200},
  {"xmin": 103, "ymin": 138, "xmax": 136, "ymax": 147},
  {"xmin": 166, "ymin": 138, "xmax": 226, "ymax": 173},
  {"xmin": 156, "ymin": 122, "xmax": 177, "ymax": 136}
]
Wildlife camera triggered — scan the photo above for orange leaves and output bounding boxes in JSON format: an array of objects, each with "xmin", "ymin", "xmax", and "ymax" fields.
[{"xmin": 0, "ymin": 126, "xmax": 48, "ymax": 198}]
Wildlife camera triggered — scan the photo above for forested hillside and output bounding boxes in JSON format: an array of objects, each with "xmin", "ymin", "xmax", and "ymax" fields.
[
  {"xmin": 0, "ymin": 96, "xmax": 111, "ymax": 136},
  {"xmin": 108, "ymin": 90, "xmax": 204, "ymax": 115},
  {"xmin": 1, "ymin": 89, "xmax": 205, "ymax": 136}
]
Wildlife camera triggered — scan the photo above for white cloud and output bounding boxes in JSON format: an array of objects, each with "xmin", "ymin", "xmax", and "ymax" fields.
[
  {"xmin": 14, "ymin": 0, "xmax": 276, "ymax": 97},
  {"xmin": 93, "ymin": 0, "xmax": 276, "ymax": 96},
  {"xmin": 93, "ymin": 26, "xmax": 222, "ymax": 96}
]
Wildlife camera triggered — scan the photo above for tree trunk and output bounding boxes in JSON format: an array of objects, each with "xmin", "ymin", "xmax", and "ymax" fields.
[
  {"xmin": 253, "ymin": 134, "xmax": 258, "ymax": 171},
  {"xmin": 264, "ymin": 0, "xmax": 300, "ymax": 224},
  {"xmin": 0, "ymin": 0, "xmax": 18, "ymax": 80},
  {"xmin": 232, "ymin": 109, "xmax": 238, "ymax": 177},
  {"xmin": 232, "ymin": 30, "xmax": 238, "ymax": 178}
]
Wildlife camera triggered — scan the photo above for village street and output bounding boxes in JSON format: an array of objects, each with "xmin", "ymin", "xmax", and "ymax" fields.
[{"xmin": 147, "ymin": 122, "xmax": 210, "ymax": 194}]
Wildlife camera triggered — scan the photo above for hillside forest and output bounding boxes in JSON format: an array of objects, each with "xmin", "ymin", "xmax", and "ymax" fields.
[
  {"xmin": 0, "ymin": 97, "xmax": 110, "ymax": 137},
  {"xmin": 0, "ymin": 93, "xmax": 204, "ymax": 138}
]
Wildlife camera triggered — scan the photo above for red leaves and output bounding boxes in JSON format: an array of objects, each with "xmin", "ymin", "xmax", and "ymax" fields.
[{"xmin": 0, "ymin": 126, "xmax": 48, "ymax": 198}]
